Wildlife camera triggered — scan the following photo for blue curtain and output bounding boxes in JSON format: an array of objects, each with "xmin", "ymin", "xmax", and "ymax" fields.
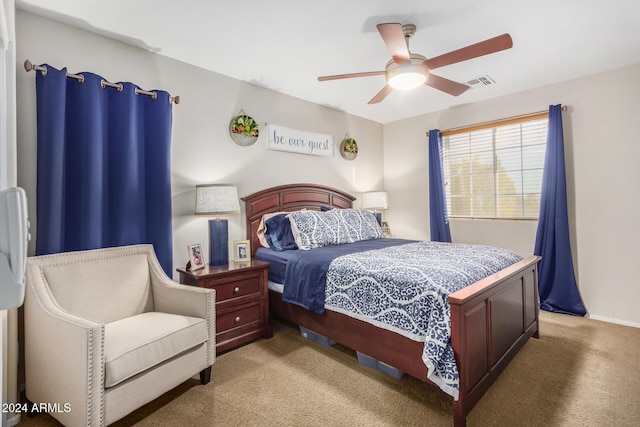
[
  {"xmin": 428, "ymin": 129, "xmax": 452, "ymax": 242},
  {"xmin": 534, "ymin": 105, "xmax": 585, "ymax": 316},
  {"xmin": 35, "ymin": 65, "xmax": 174, "ymax": 275}
]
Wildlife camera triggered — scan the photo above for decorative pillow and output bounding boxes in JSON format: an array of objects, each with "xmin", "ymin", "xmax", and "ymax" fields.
[
  {"xmin": 256, "ymin": 212, "xmax": 287, "ymax": 248},
  {"xmin": 265, "ymin": 214, "xmax": 298, "ymax": 251},
  {"xmin": 332, "ymin": 208, "xmax": 385, "ymax": 242},
  {"xmin": 320, "ymin": 206, "xmax": 333, "ymax": 211},
  {"xmin": 287, "ymin": 210, "xmax": 344, "ymax": 250},
  {"xmin": 287, "ymin": 209, "xmax": 384, "ymax": 250}
]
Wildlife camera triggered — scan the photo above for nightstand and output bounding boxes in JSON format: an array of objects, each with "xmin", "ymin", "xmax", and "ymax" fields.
[{"xmin": 177, "ymin": 260, "xmax": 273, "ymax": 353}]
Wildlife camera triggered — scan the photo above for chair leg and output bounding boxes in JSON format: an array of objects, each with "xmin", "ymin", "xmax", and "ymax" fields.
[
  {"xmin": 200, "ymin": 366, "xmax": 212, "ymax": 385},
  {"xmin": 25, "ymin": 398, "xmax": 39, "ymax": 417}
]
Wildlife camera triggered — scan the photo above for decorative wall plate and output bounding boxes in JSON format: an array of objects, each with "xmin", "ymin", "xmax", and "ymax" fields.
[
  {"xmin": 340, "ymin": 137, "xmax": 358, "ymax": 160},
  {"xmin": 230, "ymin": 111, "xmax": 259, "ymax": 146}
]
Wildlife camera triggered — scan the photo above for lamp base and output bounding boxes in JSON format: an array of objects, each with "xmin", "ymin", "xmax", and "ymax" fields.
[
  {"xmin": 373, "ymin": 212, "xmax": 382, "ymax": 226},
  {"xmin": 208, "ymin": 219, "xmax": 228, "ymax": 266}
]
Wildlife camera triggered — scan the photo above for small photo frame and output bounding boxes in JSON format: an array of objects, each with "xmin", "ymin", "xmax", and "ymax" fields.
[
  {"xmin": 188, "ymin": 243, "xmax": 205, "ymax": 271},
  {"xmin": 381, "ymin": 222, "xmax": 393, "ymax": 238},
  {"xmin": 234, "ymin": 240, "xmax": 251, "ymax": 261}
]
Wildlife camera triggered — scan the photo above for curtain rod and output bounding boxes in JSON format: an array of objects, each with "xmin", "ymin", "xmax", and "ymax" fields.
[
  {"xmin": 437, "ymin": 104, "xmax": 567, "ymax": 136},
  {"xmin": 23, "ymin": 59, "xmax": 180, "ymax": 105}
]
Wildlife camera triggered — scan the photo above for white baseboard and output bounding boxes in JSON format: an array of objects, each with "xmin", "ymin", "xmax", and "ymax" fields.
[{"xmin": 587, "ymin": 314, "xmax": 640, "ymax": 329}]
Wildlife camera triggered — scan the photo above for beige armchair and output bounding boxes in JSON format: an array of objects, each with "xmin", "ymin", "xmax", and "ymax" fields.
[{"xmin": 24, "ymin": 244, "xmax": 216, "ymax": 426}]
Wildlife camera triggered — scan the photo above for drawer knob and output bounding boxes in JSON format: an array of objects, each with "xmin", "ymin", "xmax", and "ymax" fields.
[
  {"xmin": 235, "ymin": 316, "xmax": 241, "ymax": 323},
  {"xmin": 233, "ymin": 287, "xmax": 240, "ymax": 294}
]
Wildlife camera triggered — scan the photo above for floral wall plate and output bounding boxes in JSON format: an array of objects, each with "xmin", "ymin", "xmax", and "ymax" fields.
[
  {"xmin": 340, "ymin": 137, "xmax": 358, "ymax": 160},
  {"xmin": 230, "ymin": 114, "xmax": 259, "ymax": 146}
]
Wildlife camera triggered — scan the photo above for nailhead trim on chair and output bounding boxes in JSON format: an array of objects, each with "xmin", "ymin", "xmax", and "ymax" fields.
[
  {"xmin": 26, "ymin": 267, "xmax": 106, "ymax": 426},
  {"xmin": 80, "ymin": 327, "xmax": 106, "ymax": 426},
  {"xmin": 206, "ymin": 291, "xmax": 212, "ymax": 364}
]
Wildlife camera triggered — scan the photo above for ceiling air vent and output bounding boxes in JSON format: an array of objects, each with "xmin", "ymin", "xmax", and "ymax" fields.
[{"xmin": 465, "ymin": 75, "xmax": 495, "ymax": 89}]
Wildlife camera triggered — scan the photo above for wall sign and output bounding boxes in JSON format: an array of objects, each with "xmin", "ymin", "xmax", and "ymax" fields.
[{"xmin": 266, "ymin": 123, "xmax": 334, "ymax": 157}]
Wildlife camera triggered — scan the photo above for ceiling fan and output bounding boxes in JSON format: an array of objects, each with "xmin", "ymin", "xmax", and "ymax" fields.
[{"xmin": 318, "ymin": 23, "xmax": 513, "ymax": 104}]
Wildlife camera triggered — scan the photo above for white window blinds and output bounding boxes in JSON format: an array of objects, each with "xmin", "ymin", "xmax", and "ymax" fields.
[{"xmin": 441, "ymin": 116, "xmax": 548, "ymax": 219}]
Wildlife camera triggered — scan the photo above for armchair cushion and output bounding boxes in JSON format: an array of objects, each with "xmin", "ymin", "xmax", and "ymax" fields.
[{"xmin": 104, "ymin": 312, "xmax": 208, "ymax": 388}]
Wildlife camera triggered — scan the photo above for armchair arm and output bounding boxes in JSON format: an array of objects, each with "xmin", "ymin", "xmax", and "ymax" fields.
[
  {"xmin": 148, "ymin": 258, "xmax": 216, "ymax": 367},
  {"xmin": 24, "ymin": 263, "xmax": 105, "ymax": 427}
]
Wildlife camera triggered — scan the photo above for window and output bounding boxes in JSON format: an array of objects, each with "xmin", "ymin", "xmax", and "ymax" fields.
[{"xmin": 441, "ymin": 114, "xmax": 548, "ymax": 219}]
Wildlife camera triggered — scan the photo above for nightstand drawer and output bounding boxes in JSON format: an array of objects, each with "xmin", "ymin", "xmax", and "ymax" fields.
[
  {"xmin": 176, "ymin": 260, "xmax": 272, "ymax": 353},
  {"xmin": 205, "ymin": 275, "xmax": 261, "ymax": 302},
  {"xmin": 217, "ymin": 303, "xmax": 261, "ymax": 332}
]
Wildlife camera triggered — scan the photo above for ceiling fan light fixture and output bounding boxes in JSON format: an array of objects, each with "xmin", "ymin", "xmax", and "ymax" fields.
[
  {"xmin": 385, "ymin": 54, "xmax": 429, "ymax": 91},
  {"xmin": 388, "ymin": 69, "xmax": 427, "ymax": 90}
]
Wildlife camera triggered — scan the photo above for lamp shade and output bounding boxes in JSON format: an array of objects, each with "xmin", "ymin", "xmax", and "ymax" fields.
[
  {"xmin": 195, "ymin": 184, "xmax": 240, "ymax": 215},
  {"xmin": 362, "ymin": 191, "xmax": 389, "ymax": 210}
]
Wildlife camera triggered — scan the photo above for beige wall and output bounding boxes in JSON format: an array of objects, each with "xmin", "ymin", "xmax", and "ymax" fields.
[
  {"xmin": 15, "ymin": 11, "xmax": 384, "ymax": 273},
  {"xmin": 384, "ymin": 63, "xmax": 640, "ymax": 326}
]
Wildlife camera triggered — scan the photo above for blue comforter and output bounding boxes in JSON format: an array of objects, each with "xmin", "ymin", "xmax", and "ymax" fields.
[{"xmin": 279, "ymin": 238, "xmax": 413, "ymax": 313}]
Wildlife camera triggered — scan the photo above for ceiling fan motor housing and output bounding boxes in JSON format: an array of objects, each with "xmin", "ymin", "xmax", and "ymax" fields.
[{"xmin": 385, "ymin": 53, "xmax": 429, "ymax": 90}]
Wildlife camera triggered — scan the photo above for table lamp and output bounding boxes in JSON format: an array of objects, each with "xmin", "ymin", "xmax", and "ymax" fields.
[
  {"xmin": 362, "ymin": 191, "xmax": 388, "ymax": 225},
  {"xmin": 195, "ymin": 184, "xmax": 240, "ymax": 266}
]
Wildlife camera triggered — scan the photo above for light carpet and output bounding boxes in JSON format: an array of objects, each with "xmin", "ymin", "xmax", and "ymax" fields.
[{"xmin": 18, "ymin": 311, "xmax": 640, "ymax": 426}]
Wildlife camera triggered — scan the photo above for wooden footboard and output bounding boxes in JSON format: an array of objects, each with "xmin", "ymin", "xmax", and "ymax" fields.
[
  {"xmin": 449, "ymin": 255, "xmax": 540, "ymax": 426},
  {"xmin": 242, "ymin": 184, "xmax": 541, "ymax": 427}
]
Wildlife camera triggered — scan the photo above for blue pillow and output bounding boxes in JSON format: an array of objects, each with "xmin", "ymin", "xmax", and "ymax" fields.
[
  {"xmin": 265, "ymin": 214, "xmax": 298, "ymax": 251},
  {"xmin": 320, "ymin": 206, "xmax": 332, "ymax": 211}
]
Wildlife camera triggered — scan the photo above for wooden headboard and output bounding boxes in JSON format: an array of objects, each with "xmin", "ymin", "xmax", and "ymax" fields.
[{"xmin": 241, "ymin": 184, "xmax": 356, "ymax": 256}]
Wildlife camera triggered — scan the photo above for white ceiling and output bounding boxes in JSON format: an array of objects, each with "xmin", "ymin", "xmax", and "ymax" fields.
[{"xmin": 16, "ymin": 0, "xmax": 640, "ymax": 124}]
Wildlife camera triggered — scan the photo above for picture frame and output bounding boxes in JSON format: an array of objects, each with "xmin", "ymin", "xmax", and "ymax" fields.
[
  {"xmin": 381, "ymin": 221, "xmax": 393, "ymax": 238},
  {"xmin": 234, "ymin": 239, "xmax": 251, "ymax": 261},
  {"xmin": 187, "ymin": 243, "xmax": 205, "ymax": 270}
]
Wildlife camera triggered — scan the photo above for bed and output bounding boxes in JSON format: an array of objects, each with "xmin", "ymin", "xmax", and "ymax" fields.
[{"xmin": 242, "ymin": 183, "xmax": 540, "ymax": 426}]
